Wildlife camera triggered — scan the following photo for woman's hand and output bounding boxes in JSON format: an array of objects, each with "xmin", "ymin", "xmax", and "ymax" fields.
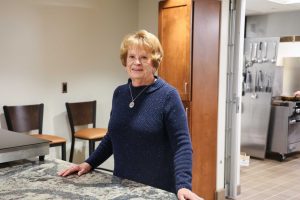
[
  {"xmin": 294, "ymin": 91, "xmax": 300, "ymax": 97},
  {"xmin": 177, "ymin": 188, "xmax": 204, "ymax": 200},
  {"xmin": 58, "ymin": 162, "xmax": 92, "ymax": 177}
]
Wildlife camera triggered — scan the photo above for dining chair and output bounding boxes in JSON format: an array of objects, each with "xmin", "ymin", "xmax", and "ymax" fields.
[
  {"xmin": 3, "ymin": 103, "xmax": 66, "ymax": 161},
  {"xmin": 65, "ymin": 100, "xmax": 107, "ymax": 162}
]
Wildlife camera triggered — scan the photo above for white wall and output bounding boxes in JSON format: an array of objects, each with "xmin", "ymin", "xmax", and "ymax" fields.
[
  {"xmin": 246, "ymin": 10, "xmax": 300, "ymax": 38},
  {"xmin": 217, "ymin": 0, "xmax": 229, "ymax": 192},
  {"xmin": 277, "ymin": 42, "xmax": 300, "ymax": 96},
  {"xmin": 277, "ymin": 42, "xmax": 300, "ymax": 66},
  {"xmin": 0, "ymin": 0, "xmax": 139, "ymax": 166}
]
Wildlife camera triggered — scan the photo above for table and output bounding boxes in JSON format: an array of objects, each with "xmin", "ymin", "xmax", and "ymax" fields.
[
  {"xmin": 0, "ymin": 158, "xmax": 177, "ymax": 199},
  {"xmin": 0, "ymin": 129, "xmax": 49, "ymax": 163}
]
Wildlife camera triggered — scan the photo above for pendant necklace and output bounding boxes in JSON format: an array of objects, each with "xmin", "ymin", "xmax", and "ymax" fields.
[{"xmin": 128, "ymin": 83, "xmax": 150, "ymax": 108}]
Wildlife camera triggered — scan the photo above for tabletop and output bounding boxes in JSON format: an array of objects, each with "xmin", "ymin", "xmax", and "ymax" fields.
[{"xmin": 0, "ymin": 158, "xmax": 177, "ymax": 200}]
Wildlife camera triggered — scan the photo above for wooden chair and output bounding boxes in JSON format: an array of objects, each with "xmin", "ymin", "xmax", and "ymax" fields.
[
  {"xmin": 3, "ymin": 103, "xmax": 66, "ymax": 161},
  {"xmin": 65, "ymin": 100, "xmax": 107, "ymax": 162}
]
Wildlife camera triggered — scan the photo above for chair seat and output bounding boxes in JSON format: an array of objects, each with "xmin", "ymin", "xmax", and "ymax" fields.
[
  {"xmin": 31, "ymin": 134, "xmax": 66, "ymax": 145},
  {"xmin": 74, "ymin": 128, "xmax": 107, "ymax": 140}
]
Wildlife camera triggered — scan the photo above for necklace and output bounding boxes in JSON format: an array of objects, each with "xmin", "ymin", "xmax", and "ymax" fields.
[{"xmin": 128, "ymin": 83, "xmax": 150, "ymax": 108}]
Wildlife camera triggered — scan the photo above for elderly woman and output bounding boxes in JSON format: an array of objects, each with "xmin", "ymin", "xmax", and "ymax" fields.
[{"xmin": 59, "ymin": 30, "xmax": 203, "ymax": 200}]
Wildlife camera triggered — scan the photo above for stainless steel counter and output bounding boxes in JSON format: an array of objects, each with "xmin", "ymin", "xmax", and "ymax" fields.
[
  {"xmin": 0, "ymin": 158, "xmax": 177, "ymax": 199},
  {"xmin": 0, "ymin": 129, "xmax": 49, "ymax": 163}
]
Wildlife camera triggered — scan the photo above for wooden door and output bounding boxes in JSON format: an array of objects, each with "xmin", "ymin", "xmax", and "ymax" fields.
[
  {"xmin": 191, "ymin": 0, "xmax": 221, "ymax": 199},
  {"xmin": 158, "ymin": 0, "xmax": 192, "ymax": 101},
  {"xmin": 182, "ymin": 100, "xmax": 192, "ymax": 138},
  {"xmin": 158, "ymin": 0, "xmax": 221, "ymax": 199}
]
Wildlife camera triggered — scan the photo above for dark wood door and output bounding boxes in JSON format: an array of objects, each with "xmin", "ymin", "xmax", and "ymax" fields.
[
  {"xmin": 191, "ymin": 0, "xmax": 221, "ymax": 199},
  {"xmin": 182, "ymin": 100, "xmax": 192, "ymax": 138},
  {"xmin": 158, "ymin": 0, "xmax": 192, "ymax": 101},
  {"xmin": 158, "ymin": 0, "xmax": 221, "ymax": 199}
]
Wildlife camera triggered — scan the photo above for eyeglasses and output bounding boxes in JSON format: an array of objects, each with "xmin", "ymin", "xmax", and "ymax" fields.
[{"xmin": 127, "ymin": 55, "xmax": 151, "ymax": 65}]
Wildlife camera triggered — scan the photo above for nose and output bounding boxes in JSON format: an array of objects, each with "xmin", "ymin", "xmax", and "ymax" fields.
[{"xmin": 133, "ymin": 58, "xmax": 142, "ymax": 65}]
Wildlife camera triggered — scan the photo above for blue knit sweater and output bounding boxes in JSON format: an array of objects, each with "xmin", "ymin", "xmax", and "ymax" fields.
[{"xmin": 85, "ymin": 77, "xmax": 193, "ymax": 193}]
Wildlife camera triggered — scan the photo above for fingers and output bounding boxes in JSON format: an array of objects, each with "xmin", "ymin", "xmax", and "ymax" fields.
[
  {"xmin": 57, "ymin": 169, "xmax": 67, "ymax": 176},
  {"xmin": 78, "ymin": 167, "xmax": 86, "ymax": 176},
  {"xmin": 195, "ymin": 194, "xmax": 204, "ymax": 200},
  {"xmin": 58, "ymin": 163, "xmax": 92, "ymax": 177},
  {"xmin": 78, "ymin": 162, "xmax": 92, "ymax": 176},
  {"xmin": 177, "ymin": 188, "xmax": 204, "ymax": 200},
  {"xmin": 58, "ymin": 165, "xmax": 80, "ymax": 177},
  {"xmin": 177, "ymin": 194, "xmax": 186, "ymax": 200}
]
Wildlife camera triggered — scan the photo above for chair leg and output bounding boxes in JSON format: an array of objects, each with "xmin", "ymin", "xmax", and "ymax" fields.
[
  {"xmin": 62, "ymin": 142, "xmax": 66, "ymax": 161},
  {"xmin": 69, "ymin": 137, "xmax": 75, "ymax": 162},
  {"xmin": 89, "ymin": 140, "xmax": 95, "ymax": 156},
  {"xmin": 39, "ymin": 155, "xmax": 45, "ymax": 161}
]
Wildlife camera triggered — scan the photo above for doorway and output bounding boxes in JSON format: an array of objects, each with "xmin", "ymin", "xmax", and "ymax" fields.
[{"xmin": 226, "ymin": 0, "xmax": 300, "ymax": 199}]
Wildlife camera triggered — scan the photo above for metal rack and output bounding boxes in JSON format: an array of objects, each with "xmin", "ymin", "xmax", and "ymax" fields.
[{"xmin": 241, "ymin": 37, "xmax": 280, "ymax": 159}]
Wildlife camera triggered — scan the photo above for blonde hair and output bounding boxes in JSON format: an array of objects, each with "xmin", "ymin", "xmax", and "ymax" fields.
[{"xmin": 120, "ymin": 30, "xmax": 163, "ymax": 69}]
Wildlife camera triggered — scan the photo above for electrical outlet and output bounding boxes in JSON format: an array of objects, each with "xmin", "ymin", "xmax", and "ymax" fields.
[{"xmin": 62, "ymin": 82, "xmax": 67, "ymax": 93}]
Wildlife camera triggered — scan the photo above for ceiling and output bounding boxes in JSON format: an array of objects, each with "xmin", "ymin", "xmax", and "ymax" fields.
[{"xmin": 246, "ymin": 0, "xmax": 300, "ymax": 15}]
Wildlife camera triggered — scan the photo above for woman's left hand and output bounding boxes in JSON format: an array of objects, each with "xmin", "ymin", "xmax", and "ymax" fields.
[{"xmin": 177, "ymin": 188, "xmax": 204, "ymax": 200}]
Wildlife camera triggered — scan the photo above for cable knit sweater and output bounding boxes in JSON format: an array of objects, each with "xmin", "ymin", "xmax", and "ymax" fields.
[{"xmin": 85, "ymin": 77, "xmax": 193, "ymax": 193}]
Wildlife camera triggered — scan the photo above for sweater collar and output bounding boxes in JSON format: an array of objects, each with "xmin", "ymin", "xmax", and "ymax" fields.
[{"xmin": 127, "ymin": 76, "xmax": 165, "ymax": 93}]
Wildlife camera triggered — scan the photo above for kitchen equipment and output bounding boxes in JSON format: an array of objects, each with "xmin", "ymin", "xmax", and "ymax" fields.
[
  {"xmin": 268, "ymin": 98, "xmax": 300, "ymax": 160},
  {"xmin": 280, "ymin": 96, "xmax": 300, "ymax": 101},
  {"xmin": 241, "ymin": 37, "xmax": 279, "ymax": 159},
  {"xmin": 262, "ymin": 42, "xmax": 269, "ymax": 63},
  {"xmin": 252, "ymin": 43, "xmax": 258, "ymax": 63},
  {"xmin": 0, "ymin": 129, "xmax": 49, "ymax": 163},
  {"xmin": 271, "ymin": 42, "xmax": 277, "ymax": 63}
]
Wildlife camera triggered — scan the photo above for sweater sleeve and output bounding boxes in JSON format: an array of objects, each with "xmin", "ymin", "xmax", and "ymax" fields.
[
  {"xmin": 163, "ymin": 89, "xmax": 193, "ymax": 193},
  {"xmin": 85, "ymin": 133, "xmax": 113, "ymax": 169},
  {"xmin": 85, "ymin": 87, "xmax": 121, "ymax": 169}
]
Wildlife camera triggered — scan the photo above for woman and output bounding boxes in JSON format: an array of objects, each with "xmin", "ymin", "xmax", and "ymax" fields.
[{"xmin": 58, "ymin": 30, "xmax": 203, "ymax": 200}]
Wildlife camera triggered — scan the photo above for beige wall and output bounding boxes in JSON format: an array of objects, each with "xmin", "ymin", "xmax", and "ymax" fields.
[
  {"xmin": 0, "ymin": 0, "xmax": 159, "ymax": 167},
  {"xmin": 138, "ymin": 0, "xmax": 159, "ymax": 35}
]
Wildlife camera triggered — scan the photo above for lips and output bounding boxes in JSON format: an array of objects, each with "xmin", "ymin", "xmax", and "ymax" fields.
[{"xmin": 131, "ymin": 68, "xmax": 143, "ymax": 72}]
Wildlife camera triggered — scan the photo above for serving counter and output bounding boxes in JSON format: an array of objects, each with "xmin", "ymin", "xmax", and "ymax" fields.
[
  {"xmin": 0, "ymin": 129, "xmax": 49, "ymax": 163},
  {"xmin": 0, "ymin": 158, "xmax": 177, "ymax": 199}
]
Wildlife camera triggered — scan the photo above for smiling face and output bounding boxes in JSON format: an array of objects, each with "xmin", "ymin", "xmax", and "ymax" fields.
[{"xmin": 125, "ymin": 45, "xmax": 156, "ymax": 86}]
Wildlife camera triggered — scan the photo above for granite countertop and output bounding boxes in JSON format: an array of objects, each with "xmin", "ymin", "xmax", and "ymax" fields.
[{"xmin": 0, "ymin": 158, "xmax": 177, "ymax": 200}]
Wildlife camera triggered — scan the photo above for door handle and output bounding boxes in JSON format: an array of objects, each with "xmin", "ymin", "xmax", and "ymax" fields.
[{"xmin": 184, "ymin": 82, "xmax": 188, "ymax": 94}]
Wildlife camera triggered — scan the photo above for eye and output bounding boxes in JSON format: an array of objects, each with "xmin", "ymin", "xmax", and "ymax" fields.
[
  {"xmin": 141, "ymin": 56, "xmax": 148, "ymax": 61},
  {"xmin": 128, "ymin": 55, "xmax": 135, "ymax": 59}
]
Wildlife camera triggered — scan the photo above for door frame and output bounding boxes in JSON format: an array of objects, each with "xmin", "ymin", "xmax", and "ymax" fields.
[{"xmin": 223, "ymin": 0, "xmax": 246, "ymax": 198}]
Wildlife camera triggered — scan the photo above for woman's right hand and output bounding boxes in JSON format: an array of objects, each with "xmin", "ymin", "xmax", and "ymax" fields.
[{"xmin": 58, "ymin": 162, "xmax": 92, "ymax": 177}]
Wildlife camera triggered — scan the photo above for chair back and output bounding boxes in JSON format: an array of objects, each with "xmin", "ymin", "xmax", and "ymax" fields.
[
  {"xmin": 3, "ymin": 104, "xmax": 43, "ymax": 133},
  {"xmin": 65, "ymin": 101, "xmax": 96, "ymax": 134}
]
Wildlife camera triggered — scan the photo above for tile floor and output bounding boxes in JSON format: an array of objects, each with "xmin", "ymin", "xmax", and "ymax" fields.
[{"xmin": 236, "ymin": 153, "xmax": 300, "ymax": 200}]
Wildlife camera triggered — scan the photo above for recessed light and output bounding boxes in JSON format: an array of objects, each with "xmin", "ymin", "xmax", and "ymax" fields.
[{"xmin": 268, "ymin": 0, "xmax": 300, "ymax": 4}]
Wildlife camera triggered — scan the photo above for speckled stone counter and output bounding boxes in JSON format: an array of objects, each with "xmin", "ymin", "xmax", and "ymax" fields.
[{"xmin": 0, "ymin": 158, "xmax": 177, "ymax": 200}]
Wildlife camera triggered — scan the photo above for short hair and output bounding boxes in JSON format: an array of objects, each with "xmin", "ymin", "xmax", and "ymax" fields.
[{"xmin": 120, "ymin": 30, "xmax": 164, "ymax": 69}]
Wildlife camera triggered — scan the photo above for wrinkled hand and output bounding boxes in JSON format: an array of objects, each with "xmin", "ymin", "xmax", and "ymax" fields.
[
  {"xmin": 294, "ymin": 91, "xmax": 300, "ymax": 97},
  {"xmin": 177, "ymin": 188, "xmax": 204, "ymax": 200},
  {"xmin": 58, "ymin": 162, "xmax": 92, "ymax": 177}
]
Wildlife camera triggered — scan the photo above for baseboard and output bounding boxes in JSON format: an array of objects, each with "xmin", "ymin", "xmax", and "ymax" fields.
[
  {"xmin": 237, "ymin": 184, "xmax": 241, "ymax": 195},
  {"xmin": 216, "ymin": 184, "xmax": 241, "ymax": 200},
  {"xmin": 215, "ymin": 188, "xmax": 226, "ymax": 200}
]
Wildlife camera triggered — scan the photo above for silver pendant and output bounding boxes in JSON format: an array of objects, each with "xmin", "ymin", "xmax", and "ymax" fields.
[{"xmin": 129, "ymin": 101, "xmax": 135, "ymax": 108}]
